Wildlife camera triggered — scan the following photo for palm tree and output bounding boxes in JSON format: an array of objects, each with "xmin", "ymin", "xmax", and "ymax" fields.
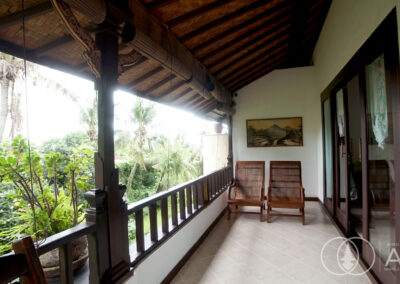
[
  {"xmin": 151, "ymin": 135, "xmax": 199, "ymax": 193},
  {"xmin": 80, "ymin": 95, "xmax": 98, "ymax": 142},
  {"xmin": 125, "ymin": 98, "xmax": 155, "ymax": 192},
  {"xmin": 0, "ymin": 54, "xmax": 24, "ymax": 141}
]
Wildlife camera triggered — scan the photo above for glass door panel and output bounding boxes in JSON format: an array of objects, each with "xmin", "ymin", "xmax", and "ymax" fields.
[
  {"xmin": 335, "ymin": 89, "xmax": 349, "ymax": 230},
  {"xmin": 365, "ymin": 53, "xmax": 396, "ymax": 269},
  {"xmin": 346, "ymin": 75, "xmax": 363, "ymax": 237}
]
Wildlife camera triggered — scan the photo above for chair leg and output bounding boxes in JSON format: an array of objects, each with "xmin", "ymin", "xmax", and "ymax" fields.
[
  {"xmin": 260, "ymin": 205, "xmax": 264, "ymax": 222},
  {"xmin": 266, "ymin": 206, "xmax": 271, "ymax": 223},
  {"xmin": 301, "ymin": 208, "xmax": 305, "ymax": 225}
]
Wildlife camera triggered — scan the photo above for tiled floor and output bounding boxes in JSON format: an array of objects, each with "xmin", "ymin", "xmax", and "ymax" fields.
[{"xmin": 171, "ymin": 202, "xmax": 372, "ymax": 284}]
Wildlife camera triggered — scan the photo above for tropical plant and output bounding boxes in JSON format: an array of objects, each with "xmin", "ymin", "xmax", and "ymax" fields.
[
  {"xmin": 0, "ymin": 135, "xmax": 93, "ymax": 253},
  {"xmin": 151, "ymin": 135, "xmax": 200, "ymax": 193}
]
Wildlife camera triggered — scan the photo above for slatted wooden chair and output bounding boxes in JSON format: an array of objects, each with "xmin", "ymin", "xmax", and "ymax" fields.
[
  {"xmin": 227, "ymin": 161, "xmax": 265, "ymax": 221},
  {"xmin": 267, "ymin": 161, "xmax": 305, "ymax": 225},
  {"xmin": 0, "ymin": 236, "xmax": 47, "ymax": 284}
]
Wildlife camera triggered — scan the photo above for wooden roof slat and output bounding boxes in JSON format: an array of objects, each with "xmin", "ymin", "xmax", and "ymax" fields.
[
  {"xmin": 192, "ymin": 99, "xmax": 214, "ymax": 111},
  {"xmin": 215, "ymin": 38, "xmax": 289, "ymax": 79},
  {"xmin": 146, "ymin": 0, "xmax": 178, "ymax": 10},
  {"xmin": 199, "ymin": 102, "xmax": 219, "ymax": 114},
  {"xmin": 222, "ymin": 47, "xmax": 288, "ymax": 85},
  {"xmin": 157, "ymin": 80, "xmax": 186, "ymax": 98},
  {"xmin": 127, "ymin": 66, "xmax": 164, "ymax": 88},
  {"xmin": 166, "ymin": 0, "xmax": 233, "ymax": 28},
  {"xmin": 162, "ymin": 87, "xmax": 192, "ymax": 102},
  {"xmin": 32, "ymin": 35, "xmax": 74, "ymax": 56},
  {"xmin": 230, "ymin": 58, "xmax": 288, "ymax": 91},
  {"xmin": 182, "ymin": 95, "xmax": 203, "ymax": 107},
  {"xmin": 208, "ymin": 21, "xmax": 290, "ymax": 69},
  {"xmin": 142, "ymin": 74, "xmax": 175, "ymax": 94},
  {"xmin": 0, "ymin": 2, "xmax": 53, "ymax": 30},
  {"xmin": 179, "ymin": 0, "xmax": 271, "ymax": 42},
  {"xmin": 227, "ymin": 54, "xmax": 288, "ymax": 89},
  {"xmin": 193, "ymin": 1, "xmax": 291, "ymax": 55}
]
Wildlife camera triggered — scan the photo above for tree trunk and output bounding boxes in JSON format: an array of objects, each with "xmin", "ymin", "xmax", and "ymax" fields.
[
  {"xmin": 0, "ymin": 78, "xmax": 9, "ymax": 142},
  {"xmin": 9, "ymin": 80, "xmax": 22, "ymax": 140},
  {"xmin": 127, "ymin": 162, "xmax": 138, "ymax": 192}
]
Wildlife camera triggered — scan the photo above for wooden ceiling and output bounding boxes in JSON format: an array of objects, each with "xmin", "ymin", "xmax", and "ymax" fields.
[{"xmin": 0, "ymin": 0, "xmax": 331, "ymax": 120}]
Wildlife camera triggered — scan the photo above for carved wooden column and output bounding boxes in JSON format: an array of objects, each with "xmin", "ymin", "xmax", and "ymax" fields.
[{"xmin": 85, "ymin": 27, "xmax": 131, "ymax": 283}]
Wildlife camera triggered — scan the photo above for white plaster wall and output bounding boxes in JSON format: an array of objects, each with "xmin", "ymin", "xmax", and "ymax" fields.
[
  {"xmin": 313, "ymin": 0, "xmax": 400, "ymax": 94},
  {"xmin": 202, "ymin": 134, "xmax": 228, "ymax": 174},
  {"xmin": 126, "ymin": 191, "xmax": 228, "ymax": 284},
  {"xmin": 233, "ymin": 67, "xmax": 321, "ymax": 199}
]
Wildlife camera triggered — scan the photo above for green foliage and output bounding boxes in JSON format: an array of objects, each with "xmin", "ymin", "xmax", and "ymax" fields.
[{"xmin": 0, "ymin": 135, "xmax": 94, "ymax": 253}]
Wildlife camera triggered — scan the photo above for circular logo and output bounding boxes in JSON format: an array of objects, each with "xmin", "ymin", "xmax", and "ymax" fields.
[{"xmin": 320, "ymin": 236, "xmax": 375, "ymax": 276}]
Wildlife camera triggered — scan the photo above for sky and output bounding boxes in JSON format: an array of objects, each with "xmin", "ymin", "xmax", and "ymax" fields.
[{"xmin": 11, "ymin": 64, "xmax": 222, "ymax": 148}]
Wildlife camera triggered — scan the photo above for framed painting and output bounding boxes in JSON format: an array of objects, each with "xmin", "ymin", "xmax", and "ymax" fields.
[{"xmin": 246, "ymin": 117, "xmax": 303, "ymax": 147}]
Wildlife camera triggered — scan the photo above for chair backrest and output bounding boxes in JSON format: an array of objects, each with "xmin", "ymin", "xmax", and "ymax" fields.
[
  {"xmin": 269, "ymin": 161, "xmax": 302, "ymax": 200},
  {"xmin": 234, "ymin": 161, "xmax": 265, "ymax": 199},
  {"xmin": 0, "ymin": 237, "xmax": 47, "ymax": 284},
  {"xmin": 368, "ymin": 160, "xmax": 390, "ymax": 207}
]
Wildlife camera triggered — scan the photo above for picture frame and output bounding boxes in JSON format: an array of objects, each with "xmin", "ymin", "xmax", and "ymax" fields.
[{"xmin": 246, "ymin": 117, "xmax": 303, "ymax": 147}]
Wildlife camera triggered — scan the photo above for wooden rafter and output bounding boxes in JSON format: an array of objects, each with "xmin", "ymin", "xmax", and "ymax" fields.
[
  {"xmin": 230, "ymin": 58, "xmax": 287, "ymax": 91},
  {"xmin": 142, "ymin": 74, "xmax": 175, "ymax": 94},
  {"xmin": 217, "ymin": 40, "xmax": 289, "ymax": 80},
  {"xmin": 223, "ymin": 49, "xmax": 288, "ymax": 86},
  {"xmin": 166, "ymin": 0, "xmax": 234, "ymax": 27},
  {"xmin": 182, "ymin": 95, "xmax": 203, "ymax": 107},
  {"xmin": 0, "ymin": 2, "xmax": 53, "ymax": 29},
  {"xmin": 157, "ymin": 80, "xmax": 186, "ymax": 98},
  {"xmin": 193, "ymin": 1, "xmax": 291, "ymax": 55},
  {"xmin": 208, "ymin": 22, "xmax": 290, "ymax": 69},
  {"xmin": 179, "ymin": 0, "xmax": 270, "ymax": 42},
  {"xmin": 147, "ymin": 0, "xmax": 178, "ymax": 10},
  {"xmin": 163, "ymin": 87, "xmax": 192, "ymax": 103},
  {"xmin": 127, "ymin": 66, "xmax": 164, "ymax": 88}
]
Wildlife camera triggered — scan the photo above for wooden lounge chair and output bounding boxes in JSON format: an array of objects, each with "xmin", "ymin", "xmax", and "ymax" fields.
[
  {"xmin": 0, "ymin": 236, "xmax": 47, "ymax": 284},
  {"xmin": 227, "ymin": 161, "xmax": 265, "ymax": 221},
  {"xmin": 267, "ymin": 161, "xmax": 305, "ymax": 225}
]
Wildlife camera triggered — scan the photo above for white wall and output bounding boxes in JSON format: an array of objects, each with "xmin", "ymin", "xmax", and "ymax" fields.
[
  {"xmin": 202, "ymin": 134, "xmax": 228, "ymax": 174},
  {"xmin": 313, "ymin": 0, "xmax": 400, "ymax": 94},
  {"xmin": 126, "ymin": 191, "xmax": 227, "ymax": 284},
  {"xmin": 233, "ymin": 67, "xmax": 321, "ymax": 198}
]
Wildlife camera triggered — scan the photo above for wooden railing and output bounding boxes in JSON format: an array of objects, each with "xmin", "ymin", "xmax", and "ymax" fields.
[
  {"xmin": 127, "ymin": 166, "xmax": 232, "ymax": 266},
  {"xmin": 2, "ymin": 222, "xmax": 96, "ymax": 284}
]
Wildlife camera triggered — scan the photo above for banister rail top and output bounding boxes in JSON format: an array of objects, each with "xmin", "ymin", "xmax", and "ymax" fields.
[{"xmin": 127, "ymin": 166, "xmax": 230, "ymax": 214}]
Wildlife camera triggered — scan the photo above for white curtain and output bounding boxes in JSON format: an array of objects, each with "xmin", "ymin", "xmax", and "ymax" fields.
[
  {"xmin": 366, "ymin": 54, "xmax": 388, "ymax": 149},
  {"xmin": 336, "ymin": 89, "xmax": 345, "ymax": 138}
]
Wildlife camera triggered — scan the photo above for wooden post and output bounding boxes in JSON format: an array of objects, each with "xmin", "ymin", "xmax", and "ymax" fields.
[
  {"xmin": 85, "ymin": 27, "xmax": 131, "ymax": 283},
  {"xmin": 227, "ymin": 115, "xmax": 233, "ymax": 169}
]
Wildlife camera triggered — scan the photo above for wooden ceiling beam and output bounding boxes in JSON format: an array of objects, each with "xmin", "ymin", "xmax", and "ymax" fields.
[
  {"xmin": 182, "ymin": 95, "xmax": 203, "ymax": 107},
  {"xmin": 217, "ymin": 40, "xmax": 289, "ymax": 80},
  {"xmin": 0, "ymin": 2, "xmax": 53, "ymax": 30},
  {"xmin": 198, "ymin": 102, "xmax": 219, "ymax": 115},
  {"xmin": 230, "ymin": 59, "xmax": 287, "ymax": 91},
  {"xmin": 180, "ymin": 0, "xmax": 271, "ymax": 42},
  {"xmin": 228, "ymin": 56, "xmax": 288, "ymax": 90},
  {"xmin": 288, "ymin": 0, "xmax": 311, "ymax": 66},
  {"xmin": 209, "ymin": 22, "xmax": 290, "ymax": 70},
  {"xmin": 129, "ymin": 0, "xmax": 233, "ymax": 113},
  {"xmin": 194, "ymin": 1, "xmax": 291, "ymax": 56},
  {"xmin": 193, "ymin": 99, "xmax": 214, "ymax": 111},
  {"xmin": 142, "ymin": 74, "xmax": 175, "ymax": 94},
  {"xmin": 127, "ymin": 66, "xmax": 164, "ymax": 88},
  {"xmin": 166, "ymin": 0, "xmax": 233, "ymax": 27},
  {"xmin": 222, "ymin": 49, "xmax": 287, "ymax": 86}
]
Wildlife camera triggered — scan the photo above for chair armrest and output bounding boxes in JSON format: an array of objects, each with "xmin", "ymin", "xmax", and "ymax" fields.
[{"xmin": 227, "ymin": 180, "xmax": 237, "ymax": 200}]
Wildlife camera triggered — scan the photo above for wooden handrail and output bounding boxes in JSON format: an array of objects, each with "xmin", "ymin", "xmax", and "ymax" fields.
[{"xmin": 127, "ymin": 166, "xmax": 233, "ymax": 267}]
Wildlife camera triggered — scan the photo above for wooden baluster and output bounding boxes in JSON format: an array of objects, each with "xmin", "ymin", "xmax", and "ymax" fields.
[
  {"xmin": 204, "ymin": 179, "xmax": 209, "ymax": 203},
  {"xmin": 171, "ymin": 193, "xmax": 178, "ymax": 226},
  {"xmin": 197, "ymin": 181, "xmax": 204, "ymax": 207},
  {"xmin": 210, "ymin": 175, "xmax": 215, "ymax": 197},
  {"xmin": 179, "ymin": 189, "xmax": 186, "ymax": 220},
  {"xmin": 135, "ymin": 209, "xmax": 145, "ymax": 254},
  {"xmin": 59, "ymin": 243, "xmax": 73, "ymax": 284},
  {"xmin": 193, "ymin": 182, "xmax": 198, "ymax": 210},
  {"xmin": 161, "ymin": 197, "xmax": 169, "ymax": 235},
  {"xmin": 149, "ymin": 204, "xmax": 158, "ymax": 243},
  {"xmin": 186, "ymin": 185, "xmax": 193, "ymax": 215}
]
